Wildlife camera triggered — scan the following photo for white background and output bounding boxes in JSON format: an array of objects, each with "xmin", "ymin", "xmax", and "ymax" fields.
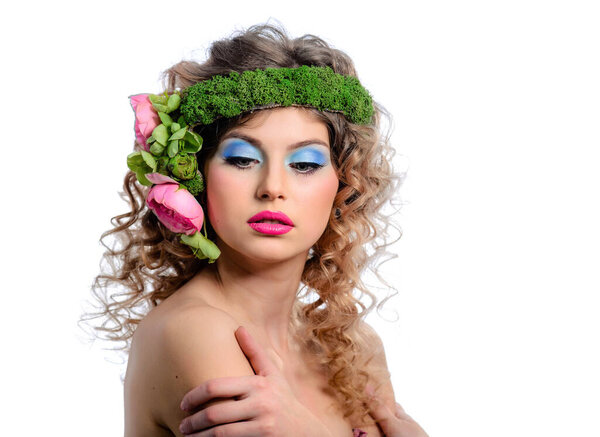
[{"xmin": 1, "ymin": 1, "xmax": 599, "ymax": 436}]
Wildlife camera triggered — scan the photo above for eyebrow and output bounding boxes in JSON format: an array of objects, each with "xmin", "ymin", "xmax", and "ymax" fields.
[{"xmin": 221, "ymin": 132, "xmax": 329, "ymax": 150}]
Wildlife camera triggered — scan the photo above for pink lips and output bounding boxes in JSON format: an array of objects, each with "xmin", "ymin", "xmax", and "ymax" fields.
[{"xmin": 247, "ymin": 210, "xmax": 294, "ymax": 235}]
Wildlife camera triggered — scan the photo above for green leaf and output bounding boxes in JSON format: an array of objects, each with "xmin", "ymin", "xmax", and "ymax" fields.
[
  {"xmin": 149, "ymin": 142, "xmax": 165, "ymax": 156},
  {"xmin": 177, "ymin": 115, "xmax": 185, "ymax": 126},
  {"xmin": 200, "ymin": 239, "xmax": 221, "ymax": 262},
  {"xmin": 146, "ymin": 135, "xmax": 156, "ymax": 144},
  {"xmin": 140, "ymin": 150, "xmax": 157, "ymax": 171},
  {"xmin": 157, "ymin": 112, "xmax": 173, "ymax": 127},
  {"xmin": 127, "ymin": 152, "xmax": 145, "ymax": 172},
  {"xmin": 152, "ymin": 124, "xmax": 169, "ymax": 146},
  {"xmin": 184, "ymin": 130, "xmax": 203, "ymax": 149},
  {"xmin": 170, "ymin": 122, "xmax": 181, "ymax": 133},
  {"xmin": 157, "ymin": 156, "xmax": 170, "ymax": 174},
  {"xmin": 169, "ymin": 126, "xmax": 187, "ymax": 141},
  {"xmin": 135, "ymin": 171, "xmax": 152, "ymax": 186},
  {"xmin": 153, "ymin": 103, "xmax": 168, "ymax": 112},
  {"xmin": 149, "ymin": 94, "xmax": 169, "ymax": 113},
  {"xmin": 181, "ymin": 232, "xmax": 221, "ymax": 262},
  {"xmin": 149, "ymin": 94, "xmax": 168, "ymax": 105},
  {"xmin": 167, "ymin": 94, "xmax": 181, "ymax": 112},
  {"xmin": 128, "ymin": 151, "xmax": 155, "ymax": 185},
  {"xmin": 180, "ymin": 232, "xmax": 203, "ymax": 248},
  {"xmin": 167, "ymin": 140, "xmax": 179, "ymax": 158},
  {"xmin": 182, "ymin": 140, "xmax": 201, "ymax": 154}
]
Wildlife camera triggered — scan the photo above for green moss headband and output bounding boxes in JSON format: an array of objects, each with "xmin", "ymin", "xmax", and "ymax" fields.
[{"xmin": 180, "ymin": 65, "xmax": 374, "ymax": 126}]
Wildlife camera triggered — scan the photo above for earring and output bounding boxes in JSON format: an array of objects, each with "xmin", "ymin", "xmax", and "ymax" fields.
[{"xmin": 334, "ymin": 207, "xmax": 342, "ymax": 219}]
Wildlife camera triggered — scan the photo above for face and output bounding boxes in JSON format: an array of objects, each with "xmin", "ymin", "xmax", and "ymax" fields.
[{"xmin": 204, "ymin": 107, "xmax": 338, "ymax": 264}]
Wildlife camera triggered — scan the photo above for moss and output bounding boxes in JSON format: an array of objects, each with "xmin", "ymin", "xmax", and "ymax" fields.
[
  {"xmin": 179, "ymin": 173, "xmax": 204, "ymax": 196},
  {"xmin": 180, "ymin": 66, "xmax": 374, "ymax": 126}
]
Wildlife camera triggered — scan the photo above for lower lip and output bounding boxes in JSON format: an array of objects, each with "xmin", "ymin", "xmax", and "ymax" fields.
[{"xmin": 248, "ymin": 222, "xmax": 293, "ymax": 235}]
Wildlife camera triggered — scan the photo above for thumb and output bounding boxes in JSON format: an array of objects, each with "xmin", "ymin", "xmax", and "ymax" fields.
[{"xmin": 235, "ymin": 326, "xmax": 279, "ymax": 377}]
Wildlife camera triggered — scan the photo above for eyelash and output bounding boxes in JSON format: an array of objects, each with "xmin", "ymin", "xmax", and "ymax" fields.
[
  {"xmin": 225, "ymin": 156, "xmax": 257, "ymax": 170},
  {"xmin": 289, "ymin": 162, "xmax": 324, "ymax": 175},
  {"xmin": 224, "ymin": 157, "xmax": 324, "ymax": 174}
]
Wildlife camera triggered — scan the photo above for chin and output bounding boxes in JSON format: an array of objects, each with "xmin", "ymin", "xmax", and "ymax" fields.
[
  {"xmin": 221, "ymin": 236, "xmax": 312, "ymax": 265},
  {"xmin": 251, "ymin": 241, "xmax": 311, "ymax": 264}
]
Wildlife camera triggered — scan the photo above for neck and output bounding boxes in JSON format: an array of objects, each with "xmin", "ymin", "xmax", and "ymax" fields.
[{"xmin": 203, "ymin": 244, "xmax": 308, "ymax": 358}]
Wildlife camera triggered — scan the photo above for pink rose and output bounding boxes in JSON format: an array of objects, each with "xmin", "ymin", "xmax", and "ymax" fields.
[
  {"xmin": 146, "ymin": 183, "xmax": 204, "ymax": 235},
  {"xmin": 130, "ymin": 94, "xmax": 160, "ymax": 151}
]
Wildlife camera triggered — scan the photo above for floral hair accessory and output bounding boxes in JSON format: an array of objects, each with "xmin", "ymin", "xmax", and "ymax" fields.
[
  {"xmin": 127, "ymin": 66, "xmax": 373, "ymax": 263},
  {"xmin": 180, "ymin": 65, "xmax": 374, "ymax": 126},
  {"xmin": 127, "ymin": 92, "xmax": 219, "ymax": 263}
]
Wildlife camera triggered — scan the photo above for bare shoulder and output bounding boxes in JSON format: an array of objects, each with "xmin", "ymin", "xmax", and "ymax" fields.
[
  {"xmin": 148, "ymin": 302, "xmax": 254, "ymax": 380},
  {"xmin": 359, "ymin": 321, "xmax": 396, "ymax": 402},
  {"xmin": 124, "ymin": 301, "xmax": 254, "ymax": 437},
  {"xmin": 347, "ymin": 322, "xmax": 397, "ymax": 436},
  {"xmin": 359, "ymin": 322, "xmax": 388, "ymax": 366}
]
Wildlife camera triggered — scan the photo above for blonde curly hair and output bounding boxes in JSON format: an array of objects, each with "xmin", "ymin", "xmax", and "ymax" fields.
[{"xmin": 83, "ymin": 22, "xmax": 402, "ymax": 426}]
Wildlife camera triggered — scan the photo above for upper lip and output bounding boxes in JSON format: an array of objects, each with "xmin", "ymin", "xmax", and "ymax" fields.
[{"xmin": 247, "ymin": 210, "xmax": 294, "ymax": 226}]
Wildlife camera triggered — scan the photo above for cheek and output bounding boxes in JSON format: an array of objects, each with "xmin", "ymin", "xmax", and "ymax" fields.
[
  {"xmin": 206, "ymin": 166, "xmax": 249, "ymax": 228},
  {"xmin": 297, "ymin": 170, "xmax": 339, "ymax": 222}
]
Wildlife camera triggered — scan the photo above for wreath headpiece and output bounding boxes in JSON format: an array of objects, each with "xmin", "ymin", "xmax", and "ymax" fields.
[{"xmin": 127, "ymin": 65, "xmax": 374, "ymax": 263}]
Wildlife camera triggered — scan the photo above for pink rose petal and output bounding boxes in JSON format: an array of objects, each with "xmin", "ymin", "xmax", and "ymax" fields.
[
  {"xmin": 129, "ymin": 94, "xmax": 160, "ymax": 151},
  {"xmin": 146, "ymin": 173, "xmax": 178, "ymax": 185},
  {"xmin": 146, "ymin": 184, "xmax": 204, "ymax": 235}
]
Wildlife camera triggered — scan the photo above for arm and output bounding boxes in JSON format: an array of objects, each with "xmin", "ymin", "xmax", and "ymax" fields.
[
  {"xmin": 178, "ymin": 326, "xmax": 337, "ymax": 436},
  {"xmin": 124, "ymin": 305, "xmax": 254, "ymax": 437}
]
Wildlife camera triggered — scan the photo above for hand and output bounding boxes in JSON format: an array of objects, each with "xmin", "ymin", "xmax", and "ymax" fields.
[
  {"xmin": 365, "ymin": 394, "xmax": 429, "ymax": 437},
  {"xmin": 178, "ymin": 326, "xmax": 334, "ymax": 437}
]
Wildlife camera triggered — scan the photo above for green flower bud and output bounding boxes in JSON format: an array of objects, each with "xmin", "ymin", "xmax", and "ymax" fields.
[
  {"xmin": 180, "ymin": 172, "xmax": 205, "ymax": 196},
  {"xmin": 168, "ymin": 153, "xmax": 198, "ymax": 180}
]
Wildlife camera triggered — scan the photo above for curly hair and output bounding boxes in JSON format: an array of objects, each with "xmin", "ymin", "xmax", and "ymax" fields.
[{"xmin": 83, "ymin": 22, "xmax": 402, "ymax": 427}]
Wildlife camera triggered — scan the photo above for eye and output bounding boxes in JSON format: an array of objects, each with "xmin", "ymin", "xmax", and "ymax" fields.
[
  {"xmin": 286, "ymin": 147, "xmax": 328, "ymax": 174},
  {"xmin": 289, "ymin": 162, "xmax": 324, "ymax": 174},
  {"xmin": 225, "ymin": 156, "xmax": 259, "ymax": 169}
]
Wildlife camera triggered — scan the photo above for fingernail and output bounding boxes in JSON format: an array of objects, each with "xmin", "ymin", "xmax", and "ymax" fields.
[
  {"xmin": 179, "ymin": 421, "xmax": 187, "ymax": 433},
  {"xmin": 180, "ymin": 401, "xmax": 187, "ymax": 411}
]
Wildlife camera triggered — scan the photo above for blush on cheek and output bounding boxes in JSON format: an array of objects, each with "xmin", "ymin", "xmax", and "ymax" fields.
[
  {"xmin": 206, "ymin": 166, "xmax": 245, "ymax": 228},
  {"xmin": 302, "ymin": 172, "xmax": 338, "ymax": 207}
]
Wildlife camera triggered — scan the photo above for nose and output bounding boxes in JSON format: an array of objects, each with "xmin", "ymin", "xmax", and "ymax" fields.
[{"xmin": 256, "ymin": 161, "xmax": 287, "ymax": 201}]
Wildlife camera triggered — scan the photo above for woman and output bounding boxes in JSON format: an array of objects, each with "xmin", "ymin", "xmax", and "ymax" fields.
[{"xmin": 87, "ymin": 23, "xmax": 428, "ymax": 436}]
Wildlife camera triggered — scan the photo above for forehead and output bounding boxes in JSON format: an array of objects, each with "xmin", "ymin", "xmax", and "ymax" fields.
[{"xmin": 223, "ymin": 107, "xmax": 330, "ymax": 148}]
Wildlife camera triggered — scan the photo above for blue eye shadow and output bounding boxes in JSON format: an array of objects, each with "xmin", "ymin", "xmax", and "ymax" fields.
[
  {"xmin": 285, "ymin": 147, "xmax": 328, "ymax": 166},
  {"xmin": 220, "ymin": 139, "xmax": 262, "ymax": 161}
]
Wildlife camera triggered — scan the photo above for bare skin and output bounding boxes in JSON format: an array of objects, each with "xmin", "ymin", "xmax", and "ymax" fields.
[
  {"xmin": 123, "ymin": 108, "xmax": 427, "ymax": 436},
  {"xmin": 126, "ymin": 269, "xmax": 364, "ymax": 436}
]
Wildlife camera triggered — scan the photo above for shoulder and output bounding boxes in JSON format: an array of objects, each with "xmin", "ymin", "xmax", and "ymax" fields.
[
  {"xmin": 147, "ymin": 304, "xmax": 243, "ymax": 369},
  {"xmin": 347, "ymin": 322, "xmax": 397, "ymax": 435},
  {"xmin": 125, "ymin": 302, "xmax": 254, "ymax": 436},
  {"xmin": 359, "ymin": 321, "xmax": 388, "ymax": 367},
  {"xmin": 358, "ymin": 321, "xmax": 395, "ymax": 400}
]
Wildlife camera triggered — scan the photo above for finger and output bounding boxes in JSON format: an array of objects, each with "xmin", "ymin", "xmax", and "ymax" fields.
[
  {"xmin": 179, "ymin": 398, "xmax": 254, "ymax": 434},
  {"xmin": 235, "ymin": 326, "xmax": 279, "ymax": 376},
  {"xmin": 395, "ymin": 401, "xmax": 412, "ymax": 420},
  {"xmin": 183, "ymin": 420, "xmax": 266, "ymax": 437},
  {"xmin": 367, "ymin": 397, "xmax": 404, "ymax": 436},
  {"xmin": 181, "ymin": 376, "xmax": 256, "ymax": 411}
]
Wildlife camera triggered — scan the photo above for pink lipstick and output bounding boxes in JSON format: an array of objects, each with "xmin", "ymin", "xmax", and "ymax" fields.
[{"xmin": 247, "ymin": 211, "xmax": 294, "ymax": 235}]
